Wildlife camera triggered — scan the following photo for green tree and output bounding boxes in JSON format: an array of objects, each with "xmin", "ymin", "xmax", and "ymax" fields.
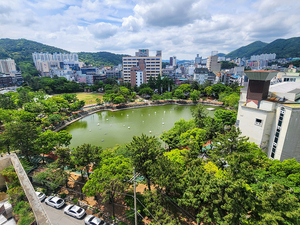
[
  {"xmin": 113, "ymin": 95, "xmax": 125, "ymax": 104},
  {"xmin": 152, "ymin": 93, "xmax": 161, "ymax": 100},
  {"xmin": 174, "ymin": 89, "xmax": 184, "ymax": 99},
  {"xmin": 162, "ymin": 91, "xmax": 172, "ymax": 99},
  {"xmin": 191, "ymin": 104, "xmax": 207, "ymax": 128},
  {"xmin": 190, "ymin": 90, "xmax": 201, "ymax": 103},
  {"xmin": 160, "ymin": 119, "xmax": 195, "ymax": 150},
  {"xmin": 36, "ymin": 130, "xmax": 57, "ymax": 163},
  {"xmin": 4, "ymin": 121, "xmax": 40, "ymax": 161},
  {"xmin": 148, "ymin": 75, "xmax": 156, "ymax": 89},
  {"xmin": 191, "ymin": 81, "xmax": 199, "ymax": 90},
  {"xmin": 179, "ymin": 165, "xmax": 256, "ymax": 225},
  {"xmin": 72, "ymin": 143, "xmax": 103, "ymax": 180},
  {"xmin": 180, "ymin": 128, "xmax": 207, "ymax": 152},
  {"xmin": 253, "ymin": 183, "xmax": 300, "ymax": 224},
  {"xmin": 214, "ymin": 109, "xmax": 237, "ymax": 126},
  {"xmin": 139, "ymin": 87, "xmax": 153, "ymax": 96},
  {"xmin": 83, "ymin": 155, "xmax": 132, "ymax": 217},
  {"xmin": 204, "ymin": 86, "xmax": 212, "ymax": 96},
  {"xmin": 178, "ymin": 84, "xmax": 191, "ymax": 93},
  {"xmin": 127, "ymin": 134, "xmax": 162, "ymax": 191},
  {"xmin": 53, "ymin": 147, "xmax": 72, "ymax": 187},
  {"xmin": 156, "ymin": 74, "xmax": 162, "ymax": 94}
]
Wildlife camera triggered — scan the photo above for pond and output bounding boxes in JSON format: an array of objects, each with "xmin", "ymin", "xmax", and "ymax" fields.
[{"xmin": 64, "ymin": 104, "xmax": 223, "ymax": 149}]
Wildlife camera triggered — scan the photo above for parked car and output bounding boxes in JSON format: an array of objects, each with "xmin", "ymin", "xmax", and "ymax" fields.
[
  {"xmin": 85, "ymin": 215, "xmax": 106, "ymax": 225},
  {"xmin": 35, "ymin": 191, "xmax": 46, "ymax": 201},
  {"xmin": 45, "ymin": 196, "xmax": 65, "ymax": 209},
  {"xmin": 64, "ymin": 204, "xmax": 86, "ymax": 219}
]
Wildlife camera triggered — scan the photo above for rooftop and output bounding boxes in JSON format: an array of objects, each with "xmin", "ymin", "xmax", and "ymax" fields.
[{"xmin": 269, "ymin": 82, "xmax": 300, "ymax": 94}]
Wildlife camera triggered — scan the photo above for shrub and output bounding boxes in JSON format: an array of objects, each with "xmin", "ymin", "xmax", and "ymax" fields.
[
  {"xmin": 60, "ymin": 193, "xmax": 67, "ymax": 199},
  {"xmin": 72, "ymin": 198, "xmax": 78, "ymax": 205}
]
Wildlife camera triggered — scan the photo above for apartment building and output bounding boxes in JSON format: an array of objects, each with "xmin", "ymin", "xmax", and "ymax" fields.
[
  {"xmin": 122, "ymin": 49, "xmax": 162, "ymax": 86},
  {"xmin": 206, "ymin": 55, "xmax": 221, "ymax": 72},
  {"xmin": 32, "ymin": 52, "xmax": 78, "ymax": 66},
  {"xmin": 0, "ymin": 58, "xmax": 16, "ymax": 73}
]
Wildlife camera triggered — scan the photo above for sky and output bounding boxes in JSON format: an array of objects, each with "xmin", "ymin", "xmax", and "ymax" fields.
[{"xmin": 1, "ymin": 0, "xmax": 300, "ymax": 60}]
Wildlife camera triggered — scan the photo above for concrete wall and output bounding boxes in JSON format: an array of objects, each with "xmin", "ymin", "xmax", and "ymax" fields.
[
  {"xmin": 237, "ymin": 105, "xmax": 275, "ymax": 152},
  {"xmin": 0, "ymin": 155, "xmax": 51, "ymax": 225}
]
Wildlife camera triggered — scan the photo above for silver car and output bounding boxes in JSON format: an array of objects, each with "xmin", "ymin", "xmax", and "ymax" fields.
[
  {"xmin": 35, "ymin": 191, "xmax": 46, "ymax": 201},
  {"xmin": 64, "ymin": 204, "xmax": 86, "ymax": 219},
  {"xmin": 45, "ymin": 196, "xmax": 65, "ymax": 209},
  {"xmin": 85, "ymin": 215, "xmax": 106, "ymax": 225}
]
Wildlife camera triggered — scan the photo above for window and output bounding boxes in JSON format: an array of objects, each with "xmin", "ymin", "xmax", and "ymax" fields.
[{"xmin": 255, "ymin": 118, "xmax": 262, "ymax": 126}]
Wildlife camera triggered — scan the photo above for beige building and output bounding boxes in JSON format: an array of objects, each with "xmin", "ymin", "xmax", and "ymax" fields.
[
  {"xmin": 122, "ymin": 49, "xmax": 162, "ymax": 86},
  {"xmin": 206, "ymin": 55, "xmax": 221, "ymax": 72},
  {"xmin": 0, "ymin": 59, "xmax": 16, "ymax": 73},
  {"xmin": 237, "ymin": 71, "xmax": 300, "ymax": 162}
]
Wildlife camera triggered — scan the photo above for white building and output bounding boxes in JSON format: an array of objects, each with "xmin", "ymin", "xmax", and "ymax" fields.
[
  {"xmin": 250, "ymin": 53, "xmax": 276, "ymax": 61},
  {"xmin": 122, "ymin": 49, "xmax": 162, "ymax": 85},
  {"xmin": 194, "ymin": 68, "xmax": 208, "ymax": 84},
  {"xmin": 135, "ymin": 71, "xmax": 144, "ymax": 87},
  {"xmin": 0, "ymin": 58, "xmax": 16, "ymax": 73},
  {"xmin": 32, "ymin": 52, "xmax": 79, "ymax": 66},
  {"xmin": 237, "ymin": 71, "xmax": 300, "ymax": 162}
]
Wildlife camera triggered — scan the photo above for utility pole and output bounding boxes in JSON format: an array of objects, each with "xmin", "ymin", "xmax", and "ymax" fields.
[{"xmin": 133, "ymin": 167, "xmax": 138, "ymax": 225}]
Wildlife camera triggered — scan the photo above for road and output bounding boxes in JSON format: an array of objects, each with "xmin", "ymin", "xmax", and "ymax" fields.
[{"xmin": 41, "ymin": 201, "xmax": 87, "ymax": 225}]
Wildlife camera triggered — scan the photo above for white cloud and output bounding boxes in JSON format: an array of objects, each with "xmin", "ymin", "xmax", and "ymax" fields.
[
  {"xmin": 88, "ymin": 22, "xmax": 119, "ymax": 39},
  {"xmin": 133, "ymin": 0, "xmax": 211, "ymax": 27},
  {"xmin": 122, "ymin": 15, "xmax": 143, "ymax": 32},
  {"xmin": 0, "ymin": 0, "xmax": 300, "ymax": 59}
]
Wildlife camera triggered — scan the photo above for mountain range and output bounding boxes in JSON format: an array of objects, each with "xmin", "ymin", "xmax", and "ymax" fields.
[
  {"xmin": 1, "ymin": 37, "xmax": 300, "ymax": 74},
  {"xmin": 225, "ymin": 37, "xmax": 300, "ymax": 59}
]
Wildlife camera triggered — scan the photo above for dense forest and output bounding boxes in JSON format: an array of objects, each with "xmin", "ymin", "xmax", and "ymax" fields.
[
  {"xmin": 226, "ymin": 37, "xmax": 300, "ymax": 59},
  {"xmin": 78, "ymin": 52, "xmax": 129, "ymax": 67},
  {"xmin": 225, "ymin": 41, "xmax": 268, "ymax": 59}
]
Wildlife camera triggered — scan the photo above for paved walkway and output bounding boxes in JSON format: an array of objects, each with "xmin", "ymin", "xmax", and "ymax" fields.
[{"xmin": 41, "ymin": 201, "xmax": 86, "ymax": 225}]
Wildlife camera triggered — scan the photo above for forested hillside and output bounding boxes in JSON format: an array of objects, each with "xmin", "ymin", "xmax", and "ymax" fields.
[
  {"xmin": 78, "ymin": 52, "xmax": 129, "ymax": 67},
  {"xmin": 226, "ymin": 37, "xmax": 300, "ymax": 59},
  {"xmin": 225, "ymin": 41, "xmax": 268, "ymax": 59},
  {"xmin": 255, "ymin": 37, "xmax": 300, "ymax": 58},
  {"xmin": 0, "ymin": 38, "xmax": 69, "ymax": 76},
  {"xmin": 0, "ymin": 38, "xmax": 128, "ymax": 76}
]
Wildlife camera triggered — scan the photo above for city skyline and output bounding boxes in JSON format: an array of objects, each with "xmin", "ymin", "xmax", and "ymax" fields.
[{"xmin": 0, "ymin": 0, "xmax": 300, "ymax": 59}]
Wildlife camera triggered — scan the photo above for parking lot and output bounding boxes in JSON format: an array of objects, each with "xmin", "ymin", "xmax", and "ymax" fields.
[{"xmin": 41, "ymin": 201, "xmax": 86, "ymax": 225}]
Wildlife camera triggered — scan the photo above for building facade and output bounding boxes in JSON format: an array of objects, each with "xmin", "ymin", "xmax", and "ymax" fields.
[
  {"xmin": 206, "ymin": 55, "xmax": 221, "ymax": 72},
  {"xmin": 236, "ymin": 71, "xmax": 300, "ymax": 162},
  {"xmin": 122, "ymin": 49, "xmax": 162, "ymax": 86},
  {"xmin": 0, "ymin": 59, "xmax": 16, "ymax": 73}
]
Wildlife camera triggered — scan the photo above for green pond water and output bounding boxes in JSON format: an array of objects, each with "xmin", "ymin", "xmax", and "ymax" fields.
[{"xmin": 64, "ymin": 104, "xmax": 223, "ymax": 149}]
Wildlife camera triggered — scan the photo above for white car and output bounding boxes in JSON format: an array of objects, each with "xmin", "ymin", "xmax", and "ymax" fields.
[
  {"xmin": 85, "ymin": 215, "xmax": 106, "ymax": 225},
  {"xmin": 45, "ymin": 196, "xmax": 65, "ymax": 209},
  {"xmin": 64, "ymin": 204, "xmax": 86, "ymax": 219},
  {"xmin": 35, "ymin": 191, "xmax": 46, "ymax": 201}
]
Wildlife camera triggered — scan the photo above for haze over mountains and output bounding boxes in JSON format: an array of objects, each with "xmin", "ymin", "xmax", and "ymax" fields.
[{"xmin": 1, "ymin": 37, "xmax": 300, "ymax": 69}]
